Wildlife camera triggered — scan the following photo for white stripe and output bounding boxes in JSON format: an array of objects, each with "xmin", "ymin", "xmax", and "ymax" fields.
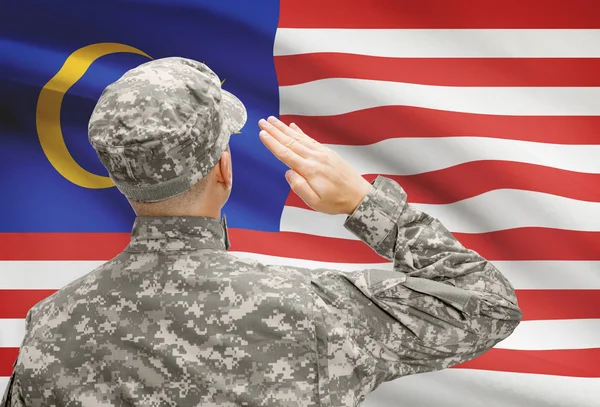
[
  {"xmin": 1, "ymin": 259, "xmax": 599, "ymax": 291},
  {"xmin": 0, "ymin": 261, "xmax": 104, "ymax": 289},
  {"xmin": 392, "ymin": 190, "xmax": 600, "ymax": 233},
  {"xmin": 0, "ymin": 377, "xmax": 7, "ymax": 399},
  {"xmin": 281, "ymin": 191, "xmax": 600, "ymax": 235},
  {"xmin": 274, "ymin": 28, "xmax": 600, "ymax": 58},
  {"xmin": 325, "ymin": 138, "xmax": 600, "ymax": 175},
  {"xmin": 1, "ymin": 316, "xmax": 597, "ymax": 351},
  {"xmin": 496, "ymin": 319, "xmax": 600, "ymax": 350},
  {"xmin": 0, "ymin": 319, "xmax": 24, "ymax": 348},
  {"xmin": 491, "ymin": 261, "xmax": 600, "ymax": 290},
  {"xmin": 363, "ymin": 369, "xmax": 600, "ymax": 407},
  {"xmin": 280, "ymin": 78, "xmax": 600, "ymax": 116}
]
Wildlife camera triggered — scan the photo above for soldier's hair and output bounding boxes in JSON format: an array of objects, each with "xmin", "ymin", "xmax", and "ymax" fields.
[{"xmin": 129, "ymin": 175, "xmax": 210, "ymax": 216}]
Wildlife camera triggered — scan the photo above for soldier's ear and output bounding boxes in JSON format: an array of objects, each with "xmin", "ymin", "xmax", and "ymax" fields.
[{"xmin": 216, "ymin": 147, "xmax": 232, "ymax": 190}]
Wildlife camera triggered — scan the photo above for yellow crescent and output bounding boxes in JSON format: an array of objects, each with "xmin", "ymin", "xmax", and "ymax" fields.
[{"xmin": 36, "ymin": 43, "xmax": 151, "ymax": 189}]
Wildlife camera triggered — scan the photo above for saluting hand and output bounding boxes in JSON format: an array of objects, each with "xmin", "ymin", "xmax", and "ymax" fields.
[{"xmin": 258, "ymin": 117, "xmax": 373, "ymax": 215}]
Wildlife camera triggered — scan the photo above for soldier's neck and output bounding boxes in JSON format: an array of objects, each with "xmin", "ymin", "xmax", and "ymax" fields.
[
  {"xmin": 135, "ymin": 207, "xmax": 221, "ymax": 219},
  {"xmin": 132, "ymin": 201, "xmax": 222, "ymax": 219}
]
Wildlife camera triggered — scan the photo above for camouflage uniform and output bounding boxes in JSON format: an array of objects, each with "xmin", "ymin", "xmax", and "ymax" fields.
[{"xmin": 2, "ymin": 57, "xmax": 522, "ymax": 407}]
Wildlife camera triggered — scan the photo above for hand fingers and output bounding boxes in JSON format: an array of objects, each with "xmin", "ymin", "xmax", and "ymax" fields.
[
  {"xmin": 259, "ymin": 118, "xmax": 314, "ymax": 157},
  {"xmin": 289, "ymin": 122, "xmax": 308, "ymax": 138},
  {"xmin": 289, "ymin": 123, "xmax": 304, "ymax": 133},
  {"xmin": 266, "ymin": 117, "xmax": 320, "ymax": 151},
  {"xmin": 285, "ymin": 170, "xmax": 320, "ymax": 208},
  {"xmin": 259, "ymin": 130, "xmax": 306, "ymax": 172},
  {"xmin": 289, "ymin": 122, "xmax": 323, "ymax": 147}
]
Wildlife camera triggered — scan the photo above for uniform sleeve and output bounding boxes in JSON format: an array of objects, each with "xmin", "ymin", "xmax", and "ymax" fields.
[{"xmin": 308, "ymin": 176, "xmax": 522, "ymax": 404}]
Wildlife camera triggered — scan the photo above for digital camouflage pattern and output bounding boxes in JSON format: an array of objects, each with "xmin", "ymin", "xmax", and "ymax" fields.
[
  {"xmin": 2, "ymin": 176, "xmax": 522, "ymax": 407},
  {"xmin": 88, "ymin": 57, "xmax": 247, "ymax": 202}
]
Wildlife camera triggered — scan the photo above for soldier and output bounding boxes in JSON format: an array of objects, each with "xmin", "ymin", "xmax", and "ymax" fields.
[{"xmin": 2, "ymin": 57, "xmax": 522, "ymax": 407}]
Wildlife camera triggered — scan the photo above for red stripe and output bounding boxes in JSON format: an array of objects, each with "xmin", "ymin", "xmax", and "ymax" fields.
[
  {"xmin": 455, "ymin": 347, "xmax": 600, "ymax": 377},
  {"xmin": 1, "ymin": 346, "xmax": 598, "ymax": 378},
  {"xmin": 0, "ymin": 348, "xmax": 18, "ymax": 376},
  {"xmin": 275, "ymin": 55, "xmax": 600, "ymax": 87},
  {"xmin": 0, "ymin": 233, "xmax": 130, "ymax": 260},
  {"xmin": 454, "ymin": 229, "xmax": 600, "ymax": 261},
  {"xmin": 286, "ymin": 164, "xmax": 600, "ymax": 208},
  {"xmin": 1, "ymin": 229, "xmax": 600, "ymax": 261},
  {"xmin": 281, "ymin": 107, "xmax": 600, "ymax": 145},
  {"xmin": 279, "ymin": 0, "xmax": 600, "ymax": 28},
  {"xmin": 1, "ymin": 289, "xmax": 597, "ymax": 321},
  {"xmin": 516, "ymin": 290, "xmax": 600, "ymax": 321},
  {"xmin": 0, "ymin": 290, "xmax": 56, "ymax": 319}
]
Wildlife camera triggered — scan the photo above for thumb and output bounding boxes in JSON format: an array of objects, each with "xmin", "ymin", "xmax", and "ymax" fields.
[{"xmin": 285, "ymin": 170, "xmax": 320, "ymax": 208}]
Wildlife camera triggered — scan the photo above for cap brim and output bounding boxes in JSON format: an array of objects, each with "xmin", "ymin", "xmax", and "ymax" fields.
[{"xmin": 221, "ymin": 89, "xmax": 247, "ymax": 134}]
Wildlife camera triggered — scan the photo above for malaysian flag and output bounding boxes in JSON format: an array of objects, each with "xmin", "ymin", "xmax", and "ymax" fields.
[{"xmin": 1, "ymin": 1, "xmax": 599, "ymax": 405}]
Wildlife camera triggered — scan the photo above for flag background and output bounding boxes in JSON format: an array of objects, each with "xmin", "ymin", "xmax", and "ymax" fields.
[{"xmin": 1, "ymin": 1, "xmax": 599, "ymax": 405}]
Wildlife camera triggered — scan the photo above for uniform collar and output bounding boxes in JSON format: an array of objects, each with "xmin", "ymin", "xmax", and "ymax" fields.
[{"xmin": 126, "ymin": 215, "xmax": 230, "ymax": 253}]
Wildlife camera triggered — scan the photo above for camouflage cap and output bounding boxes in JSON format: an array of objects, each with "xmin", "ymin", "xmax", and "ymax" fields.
[{"xmin": 88, "ymin": 57, "xmax": 247, "ymax": 202}]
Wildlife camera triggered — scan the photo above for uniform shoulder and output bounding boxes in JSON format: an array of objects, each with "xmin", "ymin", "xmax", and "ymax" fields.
[
  {"xmin": 224, "ymin": 253, "xmax": 312, "ymax": 275},
  {"xmin": 224, "ymin": 253, "xmax": 353, "ymax": 285},
  {"xmin": 27, "ymin": 254, "xmax": 126, "ymax": 321}
]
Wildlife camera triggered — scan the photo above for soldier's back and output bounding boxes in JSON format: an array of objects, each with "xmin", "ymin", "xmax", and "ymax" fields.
[{"xmin": 14, "ymin": 240, "xmax": 320, "ymax": 407}]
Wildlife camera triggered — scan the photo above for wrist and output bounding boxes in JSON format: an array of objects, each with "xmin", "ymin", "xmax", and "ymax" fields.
[{"xmin": 346, "ymin": 179, "xmax": 374, "ymax": 215}]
